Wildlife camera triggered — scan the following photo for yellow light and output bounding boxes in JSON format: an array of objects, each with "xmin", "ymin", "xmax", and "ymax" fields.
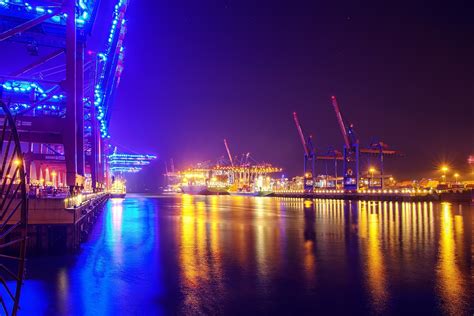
[
  {"xmin": 369, "ymin": 167, "xmax": 376, "ymax": 173},
  {"xmin": 454, "ymin": 173, "xmax": 459, "ymax": 178},
  {"xmin": 51, "ymin": 171, "xmax": 57, "ymax": 177},
  {"xmin": 13, "ymin": 159, "xmax": 21, "ymax": 166},
  {"xmin": 440, "ymin": 166, "xmax": 449, "ymax": 173}
]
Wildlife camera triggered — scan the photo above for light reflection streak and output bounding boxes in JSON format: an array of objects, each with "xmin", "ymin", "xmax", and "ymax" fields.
[
  {"xmin": 303, "ymin": 200, "xmax": 316, "ymax": 285},
  {"xmin": 110, "ymin": 198, "xmax": 124, "ymax": 264},
  {"xmin": 15, "ymin": 196, "xmax": 473, "ymax": 315},
  {"xmin": 179, "ymin": 194, "xmax": 225, "ymax": 313},
  {"xmin": 57, "ymin": 268, "xmax": 69, "ymax": 314},
  {"xmin": 436, "ymin": 202, "xmax": 467, "ymax": 315},
  {"xmin": 359, "ymin": 201, "xmax": 388, "ymax": 313},
  {"xmin": 254, "ymin": 197, "xmax": 272, "ymax": 286}
]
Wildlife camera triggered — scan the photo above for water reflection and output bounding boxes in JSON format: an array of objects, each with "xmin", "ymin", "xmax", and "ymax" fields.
[
  {"xmin": 178, "ymin": 194, "xmax": 225, "ymax": 314},
  {"xmin": 303, "ymin": 199, "xmax": 316, "ymax": 285},
  {"xmin": 18, "ymin": 196, "xmax": 473, "ymax": 315},
  {"xmin": 437, "ymin": 202, "xmax": 468, "ymax": 315},
  {"xmin": 359, "ymin": 201, "xmax": 388, "ymax": 313}
]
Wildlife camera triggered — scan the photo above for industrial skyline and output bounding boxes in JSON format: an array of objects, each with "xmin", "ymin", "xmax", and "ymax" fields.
[
  {"xmin": 0, "ymin": 1, "xmax": 472, "ymax": 315},
  {"xmin": 108, "ymin": 0, "xmax": 472, "ymax": 181}
]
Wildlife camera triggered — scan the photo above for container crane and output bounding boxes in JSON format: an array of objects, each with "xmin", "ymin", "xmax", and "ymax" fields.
[
  {"xmin": 366, "ymin": 140, "xmax": 398, "ymax": 189},
  {"xmin": 331, "ymin": 96, "xmax": 399, "ymax": 190},
  {"xmin": 223, "ymin": 139, "xmax": 234, "ymax": 167},
  {"xmin": 317, "ymin": 148, "xmax": 343, "ymax": 189},
  {"xmin": 293, "ymin": 112, "xmax": 315, "ymax": 192},
  {"xmin": 331, "ymin": 96, "xmax": 360, "ymax": 190}
]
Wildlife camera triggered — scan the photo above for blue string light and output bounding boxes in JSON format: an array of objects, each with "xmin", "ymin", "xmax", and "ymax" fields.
[
  {"xmin": 0, "ymin": 0, "xmax": 128, "ymax": 139},
  {"xmin": 108, "ymin": 152, "xmax": 157, "ymax": 174},
  {"xmin": 0, "ymin": 0, "xmax": 96, "ymax": 27},
  {"xmin": 94, "ymin": 0, "xmax": 128, "ymax": 138}
]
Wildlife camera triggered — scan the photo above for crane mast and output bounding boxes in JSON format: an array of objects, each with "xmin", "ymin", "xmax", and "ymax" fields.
[
  {"xmin": 224, "ymin": 139, "xmax": 234, "ymax": 167},
  {"xmin": 293, "ymin": 112, "xmax": 310, "ymax": 157},
  {"xmin": 330, "ymin": 96, "xmax": 360, "ymax": 190},
  {"xmin": 292, "ymin": 112, "xmax": 315, "ymax": 192},
  {"xmin": 331, "ymin": 96, "xmax": 352, "ymax": 148}
]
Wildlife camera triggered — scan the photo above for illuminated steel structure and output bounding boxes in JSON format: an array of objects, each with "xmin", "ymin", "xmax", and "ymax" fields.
[
  {"xmin": 331, "ymin": 96, "xmax": 397, "ymax": 190},
  {"xmin": 293, "ymin": 112, "xmax": 316, "ymax": 192},
  {"xmin": 293, "ymin": 112, "xmax": 343, "ymax": 192},
  {"xmin": 331, "ymin": 96, "xmax": 360, "ymax": 190},
  {"xmin": 108, "ymin": 152, "xmax": 157, "ymax": 174},
  {"xmin": 293, "ymin": 97, "xmax": 397, "ymax": 192},
  {"xmin": 0, "ymin": 0, "xmax": 128, "ymax": 192}
]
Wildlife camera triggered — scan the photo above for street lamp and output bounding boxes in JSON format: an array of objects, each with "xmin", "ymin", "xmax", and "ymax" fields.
[
  {"xmin": 454, "ymin": 173, "xmax": 460, "ymax": 184},
  {"xmin": 51, "ymin": 170, "xmax": 57, "ymax": 188},
  {"xmin": 369, "ymin": 167, "xmax": 376, "ymax": 187},
  {"xmin": 440, "ymin": 165, "xmax": 449, "ymax": 183}
]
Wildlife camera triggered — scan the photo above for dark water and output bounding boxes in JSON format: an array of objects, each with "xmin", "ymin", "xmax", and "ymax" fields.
[{"xmin": 20, "ymin": 195, "xmax": 473, "ymax": 315}]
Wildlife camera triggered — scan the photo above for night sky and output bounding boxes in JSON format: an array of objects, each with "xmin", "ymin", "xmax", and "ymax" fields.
[{"xmin": 106, "ymin": 1, "xmax": 473, "ymax": 182}]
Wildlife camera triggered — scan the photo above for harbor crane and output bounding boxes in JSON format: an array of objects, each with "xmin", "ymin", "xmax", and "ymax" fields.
[
  {"xmin": 330, "ymin": 96, "xmax": 398, "ymax": 190},
  {"xmin": 224, "ymin": 139, "xmax": 234, "ymax": 166},
  {"xmin": 331, "ymin": 96, "xmax": 360, "ymax": 190},
  {"xmin": 293, "ymin": 112, "xmax": 316, "ymax": 192}
]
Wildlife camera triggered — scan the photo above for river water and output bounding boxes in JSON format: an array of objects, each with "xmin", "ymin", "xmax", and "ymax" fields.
[{"xmin": 20, "ymin": 195, "xmax": 473, "ymax": 315}]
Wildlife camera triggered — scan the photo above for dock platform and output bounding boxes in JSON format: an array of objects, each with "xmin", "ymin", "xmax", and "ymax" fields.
[
  {"xmin": 7, "ymin": 193, "xmax": 109, "ymax": 254},
  {"xmin": 271, "ymin": 189, "xmax": 473, "ymax": 203}
]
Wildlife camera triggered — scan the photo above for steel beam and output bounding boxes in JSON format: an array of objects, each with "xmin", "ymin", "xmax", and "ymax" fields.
[
  {"xmin": 4, "ymin": 116, "xmax": 64, "ymax": 134},
  {"xmin": 15, "ymin": 85, "xmax": 62, "ymax": 116},
  {"xmin": 24, "ymin": 152, "xmax": 65, "ymax": 163},
  {"xmin": 76, "ymin": 42, "xmax": 85, "ymax": 176},
  {"xmin": 0, "ymin": 9, "xmax": 62, "ymax": 42},
  {"xmin": 316, "ymin": 155, "xmax": 344, "ymax": 161},
  {"xmin": 360, "ymin": 148, "xmax": 397, "ymax": 155},
  {"xmin": 90, "ymin": 85, "xmax": 98, "ymax": 191},
  {"xmin": 0, "ymin": 115, "xmax": 64, "ymax": 144},
  {"xmin": 64, "ymin": 0, "xmax": 77, "ymax": 190},
  {"xmin": 10, "ymin": 49, "xmax": 64, "ymax": 77},
  {"xmin": 0, "ymin": 75, "xmax": 60, "ymax": 85},
  {"xmin": 6, "ymin": 132, "xmax": 62, "ymax": 144}
]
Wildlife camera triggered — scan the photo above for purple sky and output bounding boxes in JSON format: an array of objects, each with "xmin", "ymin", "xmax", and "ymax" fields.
[{"xmin": 106, "ymin": 1, "xmax": 473, "ymax": 180}]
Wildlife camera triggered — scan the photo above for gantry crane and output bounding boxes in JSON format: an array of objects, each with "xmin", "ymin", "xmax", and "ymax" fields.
[
  {"xmin": 330, "ymin": 96, "xmax": 398, "ymax": 190},
  {"xmin": 293, "ymin": 112, "xmax": 316, "ymax": 192},
  {"xmin": 223, "ymin": 139, "xmax": 234, "ymax": 166},
  {"xmin": 331, "ymin": 96, "xmax": 360, "ymax": 190}
]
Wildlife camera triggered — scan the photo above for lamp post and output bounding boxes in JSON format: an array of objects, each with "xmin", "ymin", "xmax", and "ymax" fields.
[
  {"xmin": 51, "ymin": 170, "xmax": 57, "ymax": 188},
  {"xmin": 440, "ymin": 166, "xmax": 449, "ymax": 183},
  {"xmin": 369, "ymin": 167, "xmax": 376, "ymax": 188},
  {"xmin": 454, "ymin": 173, "xmax": 460, "ymax": 184}
]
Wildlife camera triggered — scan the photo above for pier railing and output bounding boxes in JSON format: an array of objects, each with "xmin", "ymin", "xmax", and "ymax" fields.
[
  {"xmin": 64, "ymin": 192, "xmax": 109, "ymax": 209},
  {"xmin": 271, "ymin": 188, "xmax": 472, "ymax": 202}
]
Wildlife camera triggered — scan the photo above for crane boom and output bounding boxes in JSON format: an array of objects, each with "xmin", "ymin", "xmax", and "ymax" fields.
[
  {"xmin": 331, "ymin": 96, "xmax": 351, "ymax": 148},
  {"xmin": 223, "ymin": 139, "xmax": 234, "ymax": 166},
  {"xmin": 293, "ymin": 112, "xmax": 310, "ymax": 156}
]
